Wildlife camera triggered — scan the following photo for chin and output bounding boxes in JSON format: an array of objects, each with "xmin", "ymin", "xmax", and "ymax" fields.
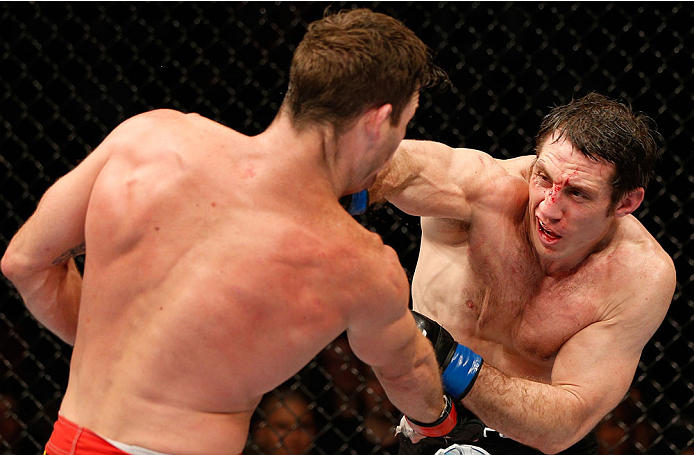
[{"xmin": 532, "ymin": 230, "xmax": 561, "ymax": 257}]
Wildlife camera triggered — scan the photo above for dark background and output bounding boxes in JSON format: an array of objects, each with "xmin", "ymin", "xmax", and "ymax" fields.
[{"xmin": 1, "ymin": 2, "xmax": 692, "ymax": 454}]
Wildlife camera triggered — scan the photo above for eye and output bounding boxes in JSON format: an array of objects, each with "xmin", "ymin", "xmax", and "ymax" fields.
[
  {"xmin": 569, "ymin": 189, "xmax": 588, "ymax": 199},
  {"xmin": 534, "ymin": 171, "xmax": 551, "ymax": 186}
]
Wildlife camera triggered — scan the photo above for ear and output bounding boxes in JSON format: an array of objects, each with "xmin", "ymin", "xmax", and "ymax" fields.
[
  {"xmin": 614, "ymin": 187, "xmax": 645, "ymax": 218},
  {"xmin": 363, "ymin": 104, "xmax": 393, "ymax": 137}
]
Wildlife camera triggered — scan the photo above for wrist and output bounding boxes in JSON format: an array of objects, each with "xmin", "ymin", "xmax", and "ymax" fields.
[
  {"xmin": 442, "ymin": 344, "xmax": 483, "ymax": 399},
  {"xmin": 405, "ymin": 395, "xmax": 458, "ymax": 437}
]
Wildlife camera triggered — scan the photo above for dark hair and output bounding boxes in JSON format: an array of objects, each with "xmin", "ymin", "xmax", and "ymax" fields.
[
  {"xmin": 535, "ymin": 93, "xmax": 664, "ymax": 205},
  {"xmin": 284, "ymin": 8, "xmax": 448, "ymax": 133}
]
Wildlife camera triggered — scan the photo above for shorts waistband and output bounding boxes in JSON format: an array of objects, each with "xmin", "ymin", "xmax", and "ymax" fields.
[
  {"xmin": 46, "ymin": 415, "xmax": 130, "ymax": 455},
  {"xmin": 46, "ymin": 415, "xmax": 239, "ymax": 455}
]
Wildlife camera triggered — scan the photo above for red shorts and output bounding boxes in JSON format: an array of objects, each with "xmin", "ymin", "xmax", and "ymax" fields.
[
  {"xmin": 45, "ymin": 415, "xmax": 129, "ymax": 455},
  {"xmin": 44, "ymin": 414, "xmax": 241, "ymax": 455}
]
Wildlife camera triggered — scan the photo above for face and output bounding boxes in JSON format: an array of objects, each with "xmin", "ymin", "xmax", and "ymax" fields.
[
  {"xmin": 385, "ymin": 91, "xmax": 420, "ymax": 161},
  {"xmin": 361, "ymin": 92, "xmax": 420, "ymax": 189},
  {"xmin": 528, "ymin": 132, "xmax": 618, "ymax": 265},
  {"xmin": 254, "ymin": 395, "xmax": 316, "ymax": 455}
]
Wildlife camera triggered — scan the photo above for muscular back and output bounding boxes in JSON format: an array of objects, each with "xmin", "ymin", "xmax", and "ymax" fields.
[{"xmin": 60, "ymin": 110, "xmax": 404, "ymax": 453}]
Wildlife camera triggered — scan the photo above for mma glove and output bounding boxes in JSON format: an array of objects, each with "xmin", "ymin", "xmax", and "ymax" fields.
[
  {"xmin": 412, "ymin": 311, "xmax": 483, "ymax": 400},
  {"xmin": 396, "ymin": 395, "xmax": 484, "ymax": 455},
  {"xmin": 339, "ymin": 190, "xmax": 369, "ymax": 215}
]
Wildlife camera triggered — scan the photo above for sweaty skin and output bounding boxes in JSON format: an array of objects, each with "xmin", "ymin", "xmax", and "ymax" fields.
[
  {"xmin": 1, "ymin": 103, "xmax": 446, "ymax": 454},
  {"xmin": 373, "ymin": 137, "xmax": 676, "ymax": 453}
]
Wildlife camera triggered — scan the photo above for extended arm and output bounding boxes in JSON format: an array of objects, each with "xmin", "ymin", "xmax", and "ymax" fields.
[
  {"xmin": 371, "ymin": 139, "xmax": 533, "ymax": 221},
  {"xmin": 1, "ymin": 131, "xmax": 115, "ymax": 345},
  {"xmin": 345, "ymin": 246, "xmax": 446, "ymax": 425},
  {"xmin": 371, "ymin": 140, "xmax": 483, "ymax": 219}
]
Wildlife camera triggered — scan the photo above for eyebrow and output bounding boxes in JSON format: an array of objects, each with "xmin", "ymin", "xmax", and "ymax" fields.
[{"xmin": 534, "ymin": 161, "xmax": 595, "ymax": 195}]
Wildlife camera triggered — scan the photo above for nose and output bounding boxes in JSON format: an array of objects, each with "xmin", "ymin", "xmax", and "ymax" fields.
[{"xmin": 538, "ymin": 185, "xmax": 563, "ymax": 223}]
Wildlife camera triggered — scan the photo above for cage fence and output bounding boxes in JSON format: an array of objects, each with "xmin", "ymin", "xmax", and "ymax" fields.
[{"xmin": 1, "ymin": 2, "xmax": 693, "ymax": 454}]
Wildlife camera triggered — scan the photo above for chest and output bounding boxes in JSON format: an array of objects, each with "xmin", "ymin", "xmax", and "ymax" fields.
[{"xmin": 415, "ymin": 216, "xmax": 602, "ymax": 374}]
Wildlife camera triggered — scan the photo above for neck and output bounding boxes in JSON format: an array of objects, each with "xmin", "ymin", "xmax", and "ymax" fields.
[{"xmin": 261, "ymin": 112, "xmax": 352, "ymax": 198}]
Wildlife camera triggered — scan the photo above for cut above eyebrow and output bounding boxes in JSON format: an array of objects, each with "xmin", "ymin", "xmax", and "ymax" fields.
[{"xmin": 533, "ymin": 162, "xmax": 596, "ymax": 195}]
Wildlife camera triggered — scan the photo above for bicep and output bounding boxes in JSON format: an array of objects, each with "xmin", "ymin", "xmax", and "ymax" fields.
[
  {"xmin": 344, "ymin": 248, "xmax": 416, "ymax": 374},
  {"xmin": 553, "ymin": 261, "xmax": 675, "ymax": 429},
  {"xmin": 374, "ymin": 140, "xmax": 492, "ymax": 220},
  {"xmin": 550, "ymin": 319, "xmax": 646, "ymax": 432},
  {"xmin": 347, "ymin": 309, "xmax": 418, "ymax": 372}
]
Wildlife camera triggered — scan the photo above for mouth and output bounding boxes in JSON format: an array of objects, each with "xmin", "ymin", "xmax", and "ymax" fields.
[{"xmin": 537, "ymin": 217, "xmax": 562, "ymax": 243}]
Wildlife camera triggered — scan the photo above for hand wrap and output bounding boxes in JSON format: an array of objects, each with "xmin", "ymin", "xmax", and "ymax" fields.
[{"xmin": 396, "ymin": 396, "xmax": 484, "ymax": 455}]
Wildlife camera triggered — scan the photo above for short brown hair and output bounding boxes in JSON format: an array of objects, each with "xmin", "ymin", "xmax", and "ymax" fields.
[
  {"xmin": 284, "ymin": 8, "xmax": 447, "ymax": 133},
  {"xmin": 535, "ymin": 93, "xmax": 664, "ymax": 205}
]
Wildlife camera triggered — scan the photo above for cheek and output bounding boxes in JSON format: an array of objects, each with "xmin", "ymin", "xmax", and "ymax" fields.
[{"xmin": 566, "ymin": 209, "xmax": 602, "ymax": 234}]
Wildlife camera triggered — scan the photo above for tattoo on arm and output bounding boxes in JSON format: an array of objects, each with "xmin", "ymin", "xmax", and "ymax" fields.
[{"xmin": 52, "ymin": 242, "xmax": 86, "ymax": 266}]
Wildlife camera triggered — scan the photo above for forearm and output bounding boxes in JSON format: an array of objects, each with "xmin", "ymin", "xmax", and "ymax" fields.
[
  {"xmin": 5, "ymin": 257, "xmax": 82, "ymax": 345},
  {"xmin": 373, "ymin": 334, "xmax": 446, "ymax": 424},
  {"xmin": 463, "ymin": 364, "xmax": 589, "ymax": 453}
]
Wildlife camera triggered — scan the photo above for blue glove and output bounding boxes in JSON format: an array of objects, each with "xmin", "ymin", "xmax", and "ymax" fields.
[
  {"xmin": 339, "ymin": 190, "xmax": 369, "ymax": 215},
  {"xmin": 412, "ymin": 311, "xmax": 483, "ymax": 399}
]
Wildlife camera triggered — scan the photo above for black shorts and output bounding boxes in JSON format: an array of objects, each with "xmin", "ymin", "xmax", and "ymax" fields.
[
  {"xmin": 469, "ymin": 428, "xmax": 598, "ymax": 455},
  {"xmin": 398, "ymin": 421, "xmax": 598, "ymax": 455}
]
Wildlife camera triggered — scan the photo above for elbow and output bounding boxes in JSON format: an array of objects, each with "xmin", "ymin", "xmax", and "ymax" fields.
[
  {"xmin": 520, "ymin": 434, "xmax": 575, "ymax": 455},
  {"xmin": 1, "ymin": 244, "xmax": 21, "ymax": 283},
  {"xmin": 534, "ymin": 441, "xmax": 571, "ymax": 455},
  {"xmin": 536, "ymin": 436, "xmax": 587, "ymax": 455},
  {"xmin": 1, "ymin": 242, "xmax": 37, "ymax": 288},
  {"xmin": 522, "ymin": 420, "xmax": 593, "ymax": 454}
]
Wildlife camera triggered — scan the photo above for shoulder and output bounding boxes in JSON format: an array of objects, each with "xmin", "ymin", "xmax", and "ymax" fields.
[
  {"xmin": 313, "ymin": 220, "xmax": 410, "ymax": 331},
  {"xmin": 465, "ymin": 154, "xmax": 530, "ymax": 215},
  {"xmin": 498, "ymin": 155, "xmax": 535, "ymax": 180},
  {"xmin": 108, "ymin": 110, "xmax": 226, "ymax": 144},
  {"xmin": 335, "ymin": 225, "xmax": 410, "ymax": 304},
  {"xmin": 100, "ymin": 111, "xmax": 244, "ymax": 162},
  {"xmin": 615, "ymin": 216, "xmax": 676, "ymax": 287},
  {"xmin": 602, "ymin": 216, "xmax": 675, "ymax": 326},
  {"xmin": 113, "ymin": 109, "xmax": 189, "ymax": 133},
  {"xmin": 341, "ymin": 225, "xmax": 404, "ymax": 277},
  {"xmin": 121, "ymin": 109, "xmax": 208, "ymax": 126}
]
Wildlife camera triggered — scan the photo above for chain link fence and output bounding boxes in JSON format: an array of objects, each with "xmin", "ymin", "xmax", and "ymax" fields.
[{"xmin": 1, "ymin": 2, "xmax": 692, "ymax": 454}]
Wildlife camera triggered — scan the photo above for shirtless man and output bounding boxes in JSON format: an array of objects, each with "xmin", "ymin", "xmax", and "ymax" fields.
[
  {"xmin": 0, "ymin": 9, "xmax": 457, "ymax": 455},
  {"xmin": 372, "ymin": 93, "xmax": 676, "ymax": 454}
]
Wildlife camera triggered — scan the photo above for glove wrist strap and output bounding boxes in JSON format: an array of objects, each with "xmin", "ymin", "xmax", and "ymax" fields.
[
  {"xmin": 405, "ymin": 395, "xmax": 458, "ymax": 437},
  {"xmin": 442, "ymin": 344, "xmax": 484, "ymax": 399}
]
